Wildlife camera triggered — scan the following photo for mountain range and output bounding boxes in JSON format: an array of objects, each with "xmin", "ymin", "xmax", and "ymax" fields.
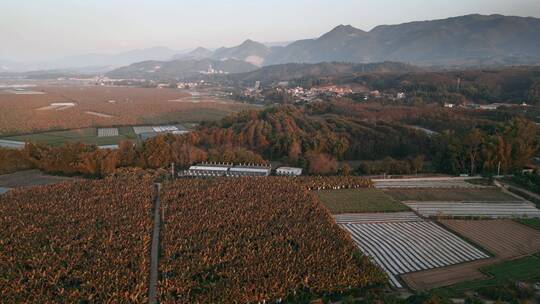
[
  {"xmin": 171, "ymin": 14, "xmax": 540, "ymax": 68},
  {"xmin": 4, "ymin": 14, "xmax": 540, "ymax": 76}
]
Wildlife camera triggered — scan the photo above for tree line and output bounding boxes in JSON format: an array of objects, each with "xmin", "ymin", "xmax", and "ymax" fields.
[{"xmin": 0, "ymin": 105, "xmax": 538, "ymax": 177}]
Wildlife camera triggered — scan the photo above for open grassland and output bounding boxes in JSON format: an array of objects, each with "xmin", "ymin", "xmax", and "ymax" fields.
[
  {"xmin": 0, "ymin": 173, "xmax": 155, "ymax": 303},
  {"xmin": 384, "ymin": 188, "xmax": 517, "ymax": 202},
  {"xmin": 436, "ymin": 255, "xmax": 540, "ymax": 298},
  {"xmin": 0, "ymin": 85, "xmax": 255, "ymax": 136},
  {"xmin": 158, "ymin": 177, "xmax": 384, "ymax": 303},
  {"xmin": 517, "ymin": 218, "xmax": 540, "ymax": 231},
  {"xmin": 317, "ymin": 188, "xmax": 409, "ymax": 214}
]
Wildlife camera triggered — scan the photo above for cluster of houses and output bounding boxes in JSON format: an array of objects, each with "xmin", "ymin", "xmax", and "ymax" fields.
[{"xmin": 177, "ymin": 162, "xmax": 303, "ymax": 178}]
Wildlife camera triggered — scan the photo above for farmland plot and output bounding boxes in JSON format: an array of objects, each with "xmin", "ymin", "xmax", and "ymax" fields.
[
  {"xmin": 440, "ymin": 220, "xmax": 540, "ymax": 258},
  {"xmin": 384, "ymin": 188, "xmax": 517, "ymax": 202},
  {"xmin": 403, "ymin": 219, "xmax": 540, "ymax": 290},
  {"xmin": 404, "ymin": 201, "xmax": 540, "ymax": 218},
  {"xmin": 0, "ymin": 173, "xmax": 155, "ymax": 302},
  {"xmin": 374, "ymin": 178, "xmax": 482, "ymax": 189},
  {"xmin": 340, "ymin": 221, "xmax": 489, "ymax": 288},
  {"xmin": 334, "ymin": 212, "xmax": 422, "ymax": 224},
  {"xmin": 158, "ymin": 178, "xmax": 384, "ymax": 303}
]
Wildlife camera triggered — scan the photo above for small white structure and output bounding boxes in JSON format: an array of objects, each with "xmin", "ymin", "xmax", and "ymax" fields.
[
  {"xmin": 0, "ymin": 139, "xmax": 25, "ymax": 150},
  {"xmin": 189, "ymin": 164, "xmax": 231, "ymax": 172},
  {"xmin": 97, "ymin": 145, "xmax": 119, "ymax": 150},
  {"xmin": 97, "ymin": 128, "xmax": 119, "ymax": 137},
  {"xmin": 229, "ymin": 165, "xmax": 271, "ymax": 177},
  {"xmin": 276, "ymin": 167, "xmax": 303, "ymax": 176}
]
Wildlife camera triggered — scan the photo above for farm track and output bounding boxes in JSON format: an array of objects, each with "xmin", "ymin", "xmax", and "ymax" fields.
[{"xmin": 148, "ymin": 183, "xmax": 161, "ymax": 304}]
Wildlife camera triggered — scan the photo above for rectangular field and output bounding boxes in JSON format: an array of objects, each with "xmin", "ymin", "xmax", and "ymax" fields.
[
  {"xmin": 158, "ymin": 178, "xmax": 385, "ymax": 303},
  {"xmin": 317, "ymin": 188, "xmax": 409, "ymax": 214},
  {"xmin": 440, "ymin": 219, "xmax": 540, "ymax": 258},
  {"xmin": 341, "ymin": 221, "xmax": 489, "ymax": 288},
  {"xmin": 334, "ymin": 212, "xmax": 422, "ymax": 224},
  {"xmin": 374, "ymin": 178, "xmax": 481, "ymax": 189},
  {"xmin": 405, "ymin": 201, "xmax": 540, "ymax": 218},
  {"xmin": 384, "ymin": 188, "xmax": 517, "ymax": 202}
]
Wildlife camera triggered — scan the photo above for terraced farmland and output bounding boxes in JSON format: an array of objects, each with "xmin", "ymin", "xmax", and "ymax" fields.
[
  {"xmin": 404, "ymin": 201, "xmax": 540, "ymax": 218},
  {"xmin": 339, "ymin": 220, "xmax": 489, "ymax": 288}
]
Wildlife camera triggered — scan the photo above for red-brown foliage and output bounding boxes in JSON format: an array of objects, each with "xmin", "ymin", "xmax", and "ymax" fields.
[
  {"xmin": 158, "ymin": 177, "xmax": 384, "ymax": 303},
  {"xmin": 0, "ymin": 171, "xmax": 155, "ymax": 302}
]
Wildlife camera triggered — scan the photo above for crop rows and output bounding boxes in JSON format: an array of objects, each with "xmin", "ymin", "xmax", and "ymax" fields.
[
  {"xmin": 404, "ymin": 201, "xmax": 540, "ymax": 218},
  {"xmin": 97, "ymin": 127, "xmax": 119, "ymax": 137},
  {"xmin": 0, "ymin": 171, "xmax": 155, "ymax": 303},
  {"xmin": 158, "ymin": 177, "xmax": 385, "ymax": 303},
  {"xmin": 374, "ymin": 179, "xmax": 481, "ymax": 189},
  {"xmin": 334, "ymin": 212, "xmax": 422, "ymax": 224},
  {"xmin": 340, "ymin": 221, "xmax": 489, "ymax": 288}
]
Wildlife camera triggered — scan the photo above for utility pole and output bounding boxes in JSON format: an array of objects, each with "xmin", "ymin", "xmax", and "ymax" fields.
[{"xmin": 497, "ymin": 161, "xmax": 501, "ymax": 176}]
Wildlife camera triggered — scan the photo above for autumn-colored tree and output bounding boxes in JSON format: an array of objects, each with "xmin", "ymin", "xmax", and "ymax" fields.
[
  {"xmin": 0, "ymin": 147, "xmax": 32, "ymax": 174},
  {"xmin": 288, "ymin": 140, "xmax": 302, "ymax": 162},
  {"xmin": 306, "ymin": 151, "xmax": 338, "ymax": 175},
  {"xmin": 116, "ymin": 140, "xmax": 137, "ymax": 167},
  {"xmin": 341, "ymin": 163, "xmax": 351, "ymax": 176}
]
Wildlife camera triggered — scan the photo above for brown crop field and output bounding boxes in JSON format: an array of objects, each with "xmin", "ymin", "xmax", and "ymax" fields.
[
  {"xmin": 0, "ymin": 172, "xmax": 155, "ymax": 302},
  {"xmin": 0, "ymin": 85, "xmax": 255, "ymax": 136},
  {"xmin": 158, "ymin": 177, "xmax": 384, "ymax": 303},
  {"xmin": 440, "ymin": 219, "xmax": 540, "ymax": 258}
]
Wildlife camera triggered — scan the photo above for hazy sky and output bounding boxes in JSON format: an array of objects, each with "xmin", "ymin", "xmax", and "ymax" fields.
[{"xmin": 2, "ymin": 0, "xmax": 540, "ymax": 61}]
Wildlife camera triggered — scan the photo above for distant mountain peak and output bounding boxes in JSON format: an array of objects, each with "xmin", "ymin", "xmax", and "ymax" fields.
[
  {"xmin": 240, "ymin": 39, "xmax": 265, "ymax": 47},
  {"xmin": 320, "ymin": 24, "xmax": 366, "ymax": 40}
]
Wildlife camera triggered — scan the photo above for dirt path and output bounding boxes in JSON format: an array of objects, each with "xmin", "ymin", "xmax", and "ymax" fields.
[{"xmin": 148, "ymin": 183, "xmax": 161, "ymax": 304}]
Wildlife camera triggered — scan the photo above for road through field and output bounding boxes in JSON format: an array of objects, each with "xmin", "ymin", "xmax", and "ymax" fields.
[{"xmin": 149, "ymin": 183, "xmax": 161, "ymax": 304}]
